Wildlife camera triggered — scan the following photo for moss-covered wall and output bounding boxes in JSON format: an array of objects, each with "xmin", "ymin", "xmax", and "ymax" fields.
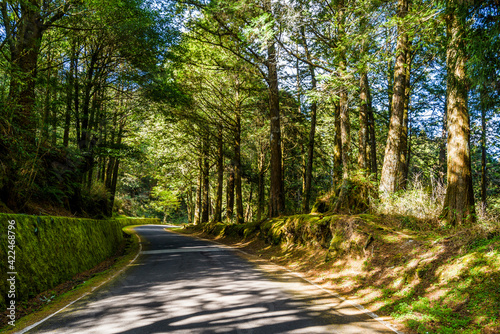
[
  {"xmin": 0, "ymin": 214, "xmax": 158, "ymax": 311},
  {"xmin": 203, "ymin": 214, "xmax": 375, "ymax": 255},
  {"xmin": 115, "ymin": 217, "xmax": 161, "ymax": 228}
]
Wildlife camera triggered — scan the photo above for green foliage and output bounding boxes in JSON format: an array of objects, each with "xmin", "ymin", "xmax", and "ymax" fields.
[{"xmin": 149, "ymin": 186, "xmax": 181, "ymax": 221}]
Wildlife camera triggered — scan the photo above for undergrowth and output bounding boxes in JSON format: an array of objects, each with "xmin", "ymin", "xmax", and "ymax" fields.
[{"xmin": 375, "ymin": 175, "xmax": 445, "ymax": 221}]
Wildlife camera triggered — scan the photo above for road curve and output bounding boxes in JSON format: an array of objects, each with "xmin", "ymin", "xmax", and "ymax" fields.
[{"xmin": 26, "ymin": 225, "xmax": 398, "ymax": 334}]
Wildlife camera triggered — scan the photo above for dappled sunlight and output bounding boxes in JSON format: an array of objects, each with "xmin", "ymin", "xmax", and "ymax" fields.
[
  {"xmin": 34, "ymin": 231, "xmax": 396, "ymax": 334},
  {"xmin": 205, "ymin": 215, "xmax": 500, "ymax": 333}
]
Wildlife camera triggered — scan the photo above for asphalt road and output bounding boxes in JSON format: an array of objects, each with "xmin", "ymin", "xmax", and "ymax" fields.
[{"xmin": 26, "ymin": 225, "xmax": 398, "ymax": 334}]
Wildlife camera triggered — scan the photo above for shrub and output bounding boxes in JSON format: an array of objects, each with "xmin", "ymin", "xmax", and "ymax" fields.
[{"xmin": 375, "ymin": 175, "xmax": 445, "ymax": 221}]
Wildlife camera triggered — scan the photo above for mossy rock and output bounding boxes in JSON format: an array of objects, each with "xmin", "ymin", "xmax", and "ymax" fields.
[
  {"xmin": 242, "ymin": 221, "xmax": 261, "ymax": 238},
  {"xmin": 312, "ymin": 175, "xmax": 377, "ymax": 215},
  {"xmin": 203, "ymin": 222, "xmax": 226, "ymax": 236},
  {"xmin": 264, "ymin": 218, "xmax": 286, "ymax": 245}
]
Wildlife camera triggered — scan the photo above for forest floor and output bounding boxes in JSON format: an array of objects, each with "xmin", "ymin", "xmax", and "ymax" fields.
[{"xmin": 177, "ymin": 214, "xmax": 500, "ymax": 334}]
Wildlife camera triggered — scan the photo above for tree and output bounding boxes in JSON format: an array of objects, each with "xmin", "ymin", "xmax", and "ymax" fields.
[
  {"xmin": 441, "ymin": 2, "xmax": 475, "ymax": 225},
  {"xmin": 0, "ymin": 0, "xmax": 80, "ymax": 141},
  {"xmin": 379, "ymin": 0, "xmax": 410, "ymax": 196}
]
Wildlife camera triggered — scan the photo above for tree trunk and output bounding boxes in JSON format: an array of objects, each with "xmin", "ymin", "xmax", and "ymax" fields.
[
  {"xmin": 80, "ymin": 51, "xmax": 99, "ymax": 151},
  {"xmin": 234, "ymin": 113, "xmax": 244, "ymax": 224},
  {"xmin": 201, "ymin": 138, "xmax": 210, "ymax": 224},
  {"xmin": 441, "ymin": 4, "xmax": 475, "ymax": 225},
  {"xmin": 105, "ymin": 111, "xmax": 117, "ymax": 190},
  {"xmin": 106, "ymin": 122, "xmax": 123, "ymax": 216},
  {"xmin": 333, "ymin": 103, "xmax": 342, "ymax": 184},
  {"xmin": 359, "ymin": 73, "xmax": 369, "ymax": 172},
  {"xmin": 265, "ymin": 0, "xmax": 284, "ymax": 217},
  {"xmin": 480, "ymin": 90, "xmax": 487, "ymax": 209},
  {"xmin": 339, "ymin": 88, "xmax": 350, "ymax": 181},
  {"xmin": 74, "ymin": 51, "xmax": 81, "ymax": 145},
  {"xmin": 195, "ymin": 162, "xmax": 202, "ymax": 225},
  {"xmin": 63, "ymin": 47, "xmax": 74, "ymax": 148},
  {"xmin": 226, "ymin": 162, "xmax": 235, "ymax": 220},
  {"xmin": 186, "ymin": 188, "xmax": 194, "ymax": 224},
  {"xmin": 5, "ymin": 1, "xmax": 45, "ymax": 143},
  {"xmin": 398, "ymin": 47, "xmax": 412, "ymax": 190},
  {"xmin": 43, "ymin": 43, "xmax": 53, "ymax": 142},
  {"xmin": 214, "ymin": 125, "xmax": 224, "ymax": 223},
  {"xmin": 366, "ymin": 77, "xmax": 378, "ymax": 178},
  {"xmin": 257, "ymin": 143, "xmax": 266, "ymax": 221},
  {"xmin": 245, "ymin": 185, "xmax": 254, "ymax": 222},
  {"xmin": 379, "ymin": 0, "xmax": 409, "ymax": 196},
  {"xmin": 438, "ymin": 102, "xmax": 447, "ymax": 183},
  {"xmin": 338, "ymin": 2, "xmax": 350, "ymax": 181},
  {"xmin": 301, "ymin": 27, "xmax": 317, "ymax": 213}
]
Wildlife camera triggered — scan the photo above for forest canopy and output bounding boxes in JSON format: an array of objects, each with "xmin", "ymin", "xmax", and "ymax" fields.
[{"xmin": 0, "ymin": 0, "xmax": 499, "ymax": 226}]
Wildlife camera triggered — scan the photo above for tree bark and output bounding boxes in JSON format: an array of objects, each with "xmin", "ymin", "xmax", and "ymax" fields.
[
  {"xmin": 3, "ymin": 1, "xmax": 45, "ymax": 143},
  {"xmin": 438, "ymin": 102, "xmax": 447, "ymax": 183},
  {"xmin": 226, "ymin": 162, "xmax": 235, "ymax": 220},
  {"xmin": 333, "ymin": 103, "xmax": 343, "ymax": 184},
  {"xmin": 105, "ymin": 111, "xmax": 118, "ymax": 190},
  {"xmin": 337, "ymin": 1, "xmax": 350, "ymax": 181},
  {"xmin": 379, "ymin": 0, "xmax": 409, "ymax": 196},
  {"xmin": 106, "ymin": 122, "xmax": 123, "ymax": 216},
  {"xmin": 80, "ymin": 49, "xmax": 99, "ymax": 151},
  {"xmin": 365, "ymin": 78, "xmax": 378, "ymax": 179},
  {"xmin": 63, "ymin": 58, "xmax": 73, "ymax": 147},
  {"xmin": 43, "ymin": 42, "xmax": 53, "ymax": 142},
  {"xmin": 398, "ymin": 47, "xmax": 412, "ymax": 190},
  {"xmin": 257, "ymin": 143, "xmax": 266, "ymax": 221},
  {"xmin": 234, "ymin": 112, "xmax": 244, "ymax": 224},
  {"xmin": 245, "ymin": 185, "xmax": 253, "ymax": 222},
  {"xmin": 265, "ymin": 0, "xmax": 284, "ymax": 217},
  {"xmin": 74, "ymin": 49, "xmax": 81, "ymax": 145},
  {"xmin": 201, "ymin": 138, "xmax": 210, "ymax": 224},
  {"xmin": 194, "ymin": 161, "xmax": 202, "ymax": 225},
  {"xmin": 359, "ymin": 73, "xmax": 369, "ymax": 172},
  {"xmin": 480, "ymin": 90, "xmax": 487, "ymax": 209},
  {"xmin": 441, "ymin": 4, "xmax": 475, "ymax": 225},
  {"xmin": 300, "ymin": 27, "xmax": 317, "ymax": 213},
  {"xmin": 214, "ymin": 125, "xmax": 224, "ymax": 223}
]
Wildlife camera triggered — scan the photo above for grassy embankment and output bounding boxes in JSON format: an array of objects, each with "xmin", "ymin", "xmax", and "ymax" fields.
[
  {"xmin": 0, "ymin": 214, "xmax": 159, "ymax": 332},
  {"xmin": 182, "ymin": 213, "xmax": 500, "ymax": 334}
]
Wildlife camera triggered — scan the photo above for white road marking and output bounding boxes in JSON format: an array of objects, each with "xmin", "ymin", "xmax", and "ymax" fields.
[{"xmin": 141, "ymin": 247, "xmax": 226, "ymax": 254}]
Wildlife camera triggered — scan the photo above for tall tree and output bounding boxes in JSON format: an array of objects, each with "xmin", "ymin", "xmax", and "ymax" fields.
[
  {"xmin": 264, "ymin": 0, "xmax": 284, "ymax": 217},
  {"xmin": 0, "ymin": 0, "xmax": 76, "ymax": 141},
  {"xmin": 300, "ymin": 27, "xmax": 317, "ymax": 213},
  {"xmin": 213, "ymin": 124, "xmax": 224, "ymax": 222},
  {"xmin": 379, "ymin": 0, "xmax": 410, "ymax": 196},
  {"xmin": 441, "ymin": 2, "xmax": 475, "ymax": 225}
]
